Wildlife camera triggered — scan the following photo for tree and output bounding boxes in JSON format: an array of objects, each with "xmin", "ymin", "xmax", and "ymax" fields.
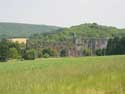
[
  {"xmin": 120, "ymin": 37, "xmax": 125, "ymax": 54},
  {"xmin": 43, "ymin": 53, "xmax": 49, "ymax": 58},
  {"xmin": 83, "ymin": 48, "xmax": 92, "ymax": 56},
  {"xmin": 8, "ymin": 42, "xmax": 21, "ymax": 54},
  {"xmin": 37, "ymin": 49, "xmax": 43, "ymax": 58},
  {"xmin": 42, "ymin": 48, "xmax": 57, "ymax": 57},
  {"xmin": 0, "ymin": 39, "xmax": 9, "ymax": 62},
  {"xmin": 106, "ymin": 39, "xmax": 113, "ymax": 55},
  {"xmin": 23, "ymin": 49, "xmax": 36, "ymax": 60},
  {"xmin": 96, "ymin": 49, "xmax": 106, "ymax": 56},
  {"xmin": 60, "ymin": 49, "xmax": 67, "ymax": 57},
  {"xmin": 106, "ymin": 37, "xmax": 125, "ymax": 55},
  {"xmin": 8, "ymin": 48, "xmax": 19, "ymax": 59}
]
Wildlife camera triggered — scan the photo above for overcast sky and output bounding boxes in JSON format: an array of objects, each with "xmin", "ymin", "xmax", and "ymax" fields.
[{"xmin": 0, "ymin": 0, "xmax": 125, "ymax": 28}]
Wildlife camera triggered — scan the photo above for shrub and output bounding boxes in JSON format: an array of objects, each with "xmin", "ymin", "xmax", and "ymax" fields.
[
  {"xmin": 42, "ymin": 48, "xmax": 57, "ymax": 57},
  {"xmin": 8, "ymin": 48, "xmax": 19, "ymax": 59},
  {"xmin": 83, "ymin": 48, "xmax": 92, "ymax": 56},
  {"xmin": 23, "ymin": 49, "xmax": 36, "ymax": 60},
  {"xmin": 96, "ymin": 49, "xmax": 106, "ymax": 56},
  {"xmin": 60, "ymin": 49, "xmax": 67, "ymax": 57},
  {"xmin": 0, "ymin": 56, "xmax": 8, "ymax": 62},
  {"xmin": 96, "ymin": 49, "xmax": 103, "ymax": 56},
  {"xmin": 37, "ymin": 50, "xmax": 43, "ymax": 58},
  {"xmin": 43, "ymin": 53, "xmax": 50, "ymax": 58}
]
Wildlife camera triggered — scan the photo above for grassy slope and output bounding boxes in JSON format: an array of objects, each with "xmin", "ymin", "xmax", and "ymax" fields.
[{"xmin": 0, "ymin": 55, "xmax": 125, "ymax": 94}]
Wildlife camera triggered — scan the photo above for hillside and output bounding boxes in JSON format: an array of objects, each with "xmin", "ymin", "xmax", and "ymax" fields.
[
  {"xmin": 0, "ymin": 22, "xmax": 61, "ymax": 39},
  {"xmin": 30, "ymin": 23, "xmax": 125, "ymax": 42},
  {"xmin": 0, "ymin": 22, "xmax": 125, "ymax": 40}
]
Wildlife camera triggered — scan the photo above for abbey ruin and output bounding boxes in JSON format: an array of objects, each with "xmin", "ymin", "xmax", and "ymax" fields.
[{"xmin": 27, "ymin": 33, "xmax": 108, "ymax": 57}]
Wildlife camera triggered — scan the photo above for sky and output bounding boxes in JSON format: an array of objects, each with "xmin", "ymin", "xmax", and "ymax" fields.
[{"xmin": 0, "ymin": 0, "xmax": 125, "ymax": 28}]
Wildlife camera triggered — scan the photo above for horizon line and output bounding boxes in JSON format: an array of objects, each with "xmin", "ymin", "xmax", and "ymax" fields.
[{"xmin": 0, "ymin": 21, "xmax": 124, "ymax": 29}]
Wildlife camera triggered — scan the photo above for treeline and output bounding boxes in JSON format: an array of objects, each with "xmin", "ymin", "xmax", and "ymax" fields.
[
  {"xmin": 96, "ymin": 36, "xmax": 125, "ymax": 56},
  {"xmin": 0, "ymin": 39, "xmax": 21, "ymax": 61},
  {"xmin": 0, "ymin": 39, "xmax": 64, "ymax": 62},
  {"xmin": 106, "ymin": 37, "xmax": 125, "ymax": 55},
  {"xmin": 0, "ymin": 39, "xmax": 35, "ymax": 62}
]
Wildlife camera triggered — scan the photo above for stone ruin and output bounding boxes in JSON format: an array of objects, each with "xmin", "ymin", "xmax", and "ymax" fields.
[{"xmin": 28, "ymin": 37, "xmax": 108, "ymax": 57}]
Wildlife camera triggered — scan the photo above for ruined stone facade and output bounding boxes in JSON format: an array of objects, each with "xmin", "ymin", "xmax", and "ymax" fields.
[{"xmin": 28, "ymin": 37, "xmax": 108, "ymax": 57}]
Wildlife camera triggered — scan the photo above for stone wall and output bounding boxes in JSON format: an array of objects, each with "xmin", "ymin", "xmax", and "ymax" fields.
[{"xmin": 28, "ymin": 38, "xmax": 108, "ymax": 57}]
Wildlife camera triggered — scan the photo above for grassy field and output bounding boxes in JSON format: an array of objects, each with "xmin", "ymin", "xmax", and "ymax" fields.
[{"xmin": 0, "ymin": 55, "xmax": 125, "ymax": 94}]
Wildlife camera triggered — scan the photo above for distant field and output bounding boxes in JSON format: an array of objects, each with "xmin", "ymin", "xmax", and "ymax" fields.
[{"xmin": 0, "ymin": 55, "xmax": 125, "ymax": 94}]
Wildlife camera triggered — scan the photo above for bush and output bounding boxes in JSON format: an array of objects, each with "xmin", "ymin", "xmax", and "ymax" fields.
[
  {"xmin": 83, "ymin": 48, "xmax": 92, "ymax": 56},
  {"xmin": 0, "ymin": 56, "xmax": 8, "ymax": 62},
  {"xmin": 37, "ymin": 50, "xmax": 43, "ymax": 58},
  {"xmin": 42, "ymin": 48, "xmax": 57, "ymax": 57},
  {"xmin": 43, "ymin": 53, "xmax": 50, "ymax": 58},
  {"xmin": 96, "ymin": 49, "xmax": 102, "ymax": 56},
  {"xmin": 60, "ymin": 49, "xmax": 67, "ymax": 57},
  {"xmin": 23, "ymin": 49, "xmax": 36, "ymax": 60},
  {"xmin": 96, "ymin": 49, "xmax": 106, "ymax": 56},
  {"xmin": 8, "ymin": 48, "xmax": 19, "ymax": 59}
]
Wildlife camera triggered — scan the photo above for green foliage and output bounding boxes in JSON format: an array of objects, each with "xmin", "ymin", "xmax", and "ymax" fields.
[
  {"xmin": 43, "ymin": 53, "xmax": 50, "ymax": 58},
  {"xmin": 106, "ymin": 37, "xmax": 125, "ymax": 55},
  {"xmin": 0, "ymin": 22, "xmax": 125, "ymax": 41},
  {"xmin": 96, "ymin": 49, "xmax": 106, "ymax": 56},
  {"xmin": 96, "ymin": 49, "xmax": 102, "ymax": 56},
  {"xmin": 37, "ymin": 50, "xmax": 43, "ymax": 58},
  {"xmin": 60, "ymin": 49, "xmax": 67, "ymax": 57},
  {"xmin": 8, "ymin": 48, "xmax": 19, "ymax": 59},
  {"xmin": 8, "ymin": 42, "xmax": 21, "ymax": 53},
  {"xmin": 23, "ymin": 49, "xmax": 36, "ymax": 60},
  {"xmin": 0, "ymin": 39, "xmax": 22, "ymax": 61},
  {"xmin": 0, "ymin": 22, "xmax": 60, "ymax": 39},
  {"xmin": 83, "ymin": 48, "xmax": 92, "ymax": 56},
  {"xmin": 30, "ymin": 23, "xmax": 125, "ymax": 42},
  {"xmin": 42, "ymin": 48, "xmax": 57, "ymax": 57},
  {"xmin": 0, "ymin": 39, "xmax": 9, "ymax": 62}
]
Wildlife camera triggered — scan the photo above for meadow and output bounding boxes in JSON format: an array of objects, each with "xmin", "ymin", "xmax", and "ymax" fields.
[{"xmin": 0, "ymin": 55, "xmax": 125, "ymax": 94}]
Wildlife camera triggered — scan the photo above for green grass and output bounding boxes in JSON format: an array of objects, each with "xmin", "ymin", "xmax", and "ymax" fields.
[{"xmin": 0, "ymin": 55, "xmax": 125, "ymax": 94}]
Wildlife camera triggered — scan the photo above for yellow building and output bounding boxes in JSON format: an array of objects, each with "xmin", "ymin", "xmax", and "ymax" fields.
[{"xmin": 8, "ymin": 38, "xmax": 27, "ymax": 44}]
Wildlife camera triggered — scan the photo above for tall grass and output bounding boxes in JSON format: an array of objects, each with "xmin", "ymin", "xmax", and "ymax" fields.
[{"xmin": 0, "ymin": 55, "xmax": 125, "ymax": 94}]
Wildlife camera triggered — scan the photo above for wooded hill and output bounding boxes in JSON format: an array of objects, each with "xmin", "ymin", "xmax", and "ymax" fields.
[
  {"xmin": 30, "ymin": 23, "xmax": 125, "ymax": 42},
  {"xmin": 0, "ymin": 22, "xmax": 60, "ymax": 39},
  {"xmin": 0, "ymin": 22, "xmax": 125, "ymax": 40}
]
